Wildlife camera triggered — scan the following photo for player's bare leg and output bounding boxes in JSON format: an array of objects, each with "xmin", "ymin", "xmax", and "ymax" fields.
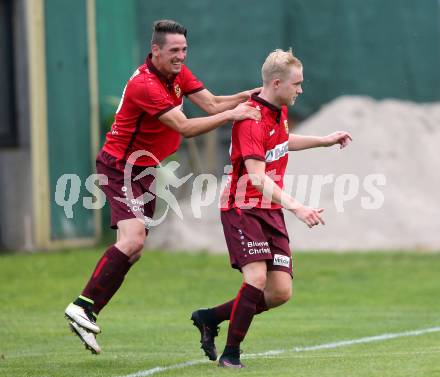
[
  {"xmin": 115, "ymin": 218, "xmax": 145, "ymax": 263},
  {"xmin": 263, "ymin": 270, "xmax": 292, "ymax": 309}
]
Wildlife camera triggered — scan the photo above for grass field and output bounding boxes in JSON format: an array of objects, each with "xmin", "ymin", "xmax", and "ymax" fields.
[{"xmin": 0, "ymin": 248, "xmax": 439, "ymax": 377}]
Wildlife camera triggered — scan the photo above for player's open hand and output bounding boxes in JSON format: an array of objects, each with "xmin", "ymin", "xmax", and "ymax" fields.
[
  {"xmin": 244, "ymin": 87, "xmax": 262, "ymax": 98},
  {"xmin": 322, "ymin": 131, "xmax": 353, "ymax": 149},
  {"xmin": 292, "ymin": 206, "xmax": 325, "ymax": 228},
  {"xmin": 231, "ymin": 102, "xmax": 261, "ymax": 121}
]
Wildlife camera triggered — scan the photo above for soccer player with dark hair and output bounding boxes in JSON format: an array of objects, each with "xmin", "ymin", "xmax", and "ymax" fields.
[
  {"xmin": 64, "ymin": 19, "xmax": 261, "ymax": 354},
  {"xmin": 191, "ymin": 48, "xmax": 352, "ymax": 368}
]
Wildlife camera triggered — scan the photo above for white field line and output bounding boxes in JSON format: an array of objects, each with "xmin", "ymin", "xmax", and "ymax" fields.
[{"xmin": 120, "ymin": 326, "xmax": 440, "ymax": 377}]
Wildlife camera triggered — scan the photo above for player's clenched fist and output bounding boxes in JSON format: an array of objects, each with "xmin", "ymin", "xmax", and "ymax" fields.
[{"xmin": 292, "ymin": 206, "xmax": 325, "ymax": 228}]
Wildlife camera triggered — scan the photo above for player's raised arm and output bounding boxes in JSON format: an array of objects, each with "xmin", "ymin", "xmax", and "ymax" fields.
[
  {"xmin": 288, "ymin": 131, "xmax": 353, "ymax": 151},
  {"xmin": 158, "ymin": 101, "xmax": 260, "ymax": 138},
  {"xmin": 244, "ymin": 158, "xmax": 325, "ymax": 228},
  {"xmin": 188, "ymin": 87, "xmax": 262, "ymax": 115}
]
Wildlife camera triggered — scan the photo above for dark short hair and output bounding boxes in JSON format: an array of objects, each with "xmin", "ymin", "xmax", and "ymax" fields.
[{"xmin": 151, "ymin": 19, "xmax": 187, "ymax": 47}]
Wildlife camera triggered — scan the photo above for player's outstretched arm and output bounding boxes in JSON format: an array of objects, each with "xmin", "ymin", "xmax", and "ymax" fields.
[
  {"xmin": 288, "ymin": 131, "xmax": 353, "ymax": 151},
  {"xmin": 244, "ymin": 158, "xmax": 325, "ymax": 228},
  {"xmin": 188, "ymin": 87, "xmax": 261, "ymax": 115},
  {"xmin": 158, "ymin": 102, "xmax": 260, "ymax": 138}
]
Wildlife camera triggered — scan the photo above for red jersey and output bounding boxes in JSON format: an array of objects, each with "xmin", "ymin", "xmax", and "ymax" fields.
[
  {"xmin": 103, "ymin": 54, "xmax": 204, "ymax": 166},
  {"xmin": 221, "ymin": 93, "xmax": 289, "ymax": 210}
]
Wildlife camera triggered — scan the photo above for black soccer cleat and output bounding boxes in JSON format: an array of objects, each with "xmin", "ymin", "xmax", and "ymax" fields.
[
  {"xmin": 218, "ymin": 354, "xmax": 245, "ymax": 369},
  {"xmin": 190, "ymin": 309, "xmax": 219, "ymax": 361}
]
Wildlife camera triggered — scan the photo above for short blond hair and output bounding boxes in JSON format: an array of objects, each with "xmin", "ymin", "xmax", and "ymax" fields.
[{"xmin": 261, "ymin": 48, "xmax": 302, "ymax": 85}]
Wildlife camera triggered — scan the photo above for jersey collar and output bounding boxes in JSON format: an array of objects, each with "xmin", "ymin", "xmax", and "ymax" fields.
[
  {"xmin": 145, "ymin": 53, "xmax": 177, "ymax": 90},
  {"xmin": 251, "ymin": 93, "xmax": 282, "ymax": 123}
]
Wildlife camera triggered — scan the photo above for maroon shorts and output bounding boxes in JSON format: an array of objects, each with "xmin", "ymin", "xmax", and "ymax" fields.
[
  {"xmin": 96, "ymin": 150, "xmax": 156, "ymax": 233},
  {"xmin": 221, "ymin": 207, "xmax": 293, "ymax": 276}
]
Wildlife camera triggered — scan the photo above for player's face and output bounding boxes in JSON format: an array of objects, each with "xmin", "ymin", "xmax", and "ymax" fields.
[
  {"xmin": 276, "ymin": 66, "xmax": 303, "ymax": 106},
  {"xmin": 154, "ymin": 33, "xmax": 187, "ymax": 77}
]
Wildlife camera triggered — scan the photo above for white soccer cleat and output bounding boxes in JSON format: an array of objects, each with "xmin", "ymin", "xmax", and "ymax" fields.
[
  {"xmin": 69, "ymin": 321, "xmax": 102, "ymax": 355},
  {"xmin": 65, "ymin": 303, "xmax": 101, "ymax": 334}
]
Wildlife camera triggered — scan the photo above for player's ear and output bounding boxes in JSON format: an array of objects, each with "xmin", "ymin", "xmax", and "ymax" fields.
[
  {"xmin": 273, "ymin": 78, "xmax": 281, "ymax": 89},
  {"xmin": 151, "ymin": 44, "xmax": 160, "ymax": 57}
]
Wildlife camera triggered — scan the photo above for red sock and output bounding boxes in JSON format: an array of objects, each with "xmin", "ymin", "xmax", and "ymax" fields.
[
  {"xmin": 212, "ymin": 294, "xmax": 268, "ymax": 324},
  {"xmin": 256, "ymin": 295, "xmax": 268, "ymax": 314},
  {"xmin": 226, "ymin": 283, "xmax": 264, "ymax": 347},
  {"xmin": 92, "ymin": 260, "xmax": 133, "ymax": 314},
  {"xmin": 212, "ymin": 299, "xmax": 235, "ymax": 323},
  {"xmin": 81, "ymin": 246, "xmax": 130, "ymax": 313}
]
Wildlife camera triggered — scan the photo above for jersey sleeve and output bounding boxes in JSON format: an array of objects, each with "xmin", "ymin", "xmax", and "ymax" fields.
[
  {"xmin": 180, "ymin": 65, "xmax": 204, "ymax": 96},
  {"xmin": 235, "ymin": 119, "xmax": 266, "ymax": 161},
  {"xmin": 130, "ymin": 76, "xmax": 175, "ymax": 118}
]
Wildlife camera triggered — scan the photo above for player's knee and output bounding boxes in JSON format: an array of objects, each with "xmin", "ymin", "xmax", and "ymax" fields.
[
  {"xmin": 246, "ymin": 272, "xmax": 267, "ymax": 290},
  {"xmin": 117, "ymin": 235, "xmax": 145, "ymax": 256},
  {"xmin": 273, "ymin": 286, "xmax": 292, "ymax": 305},
  {"xmin": 128, "ymin": 237, "xmax": 145, "ymax": 254}
]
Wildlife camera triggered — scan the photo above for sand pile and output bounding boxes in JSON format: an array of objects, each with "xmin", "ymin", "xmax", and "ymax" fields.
[{"xmin": 147, "ymin": 96, "xmax": 440, "ymax": 252}]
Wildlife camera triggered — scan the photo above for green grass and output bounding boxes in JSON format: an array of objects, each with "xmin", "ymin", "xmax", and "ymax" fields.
[{"xmin": 0, "ymin": 249, "xmax": 439, "ymax": 377}]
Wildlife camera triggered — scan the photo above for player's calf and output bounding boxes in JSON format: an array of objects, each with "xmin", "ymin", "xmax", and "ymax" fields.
[{"xmin": 266, "ymin": 288, "xmax": 292, "ymax": 308}]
